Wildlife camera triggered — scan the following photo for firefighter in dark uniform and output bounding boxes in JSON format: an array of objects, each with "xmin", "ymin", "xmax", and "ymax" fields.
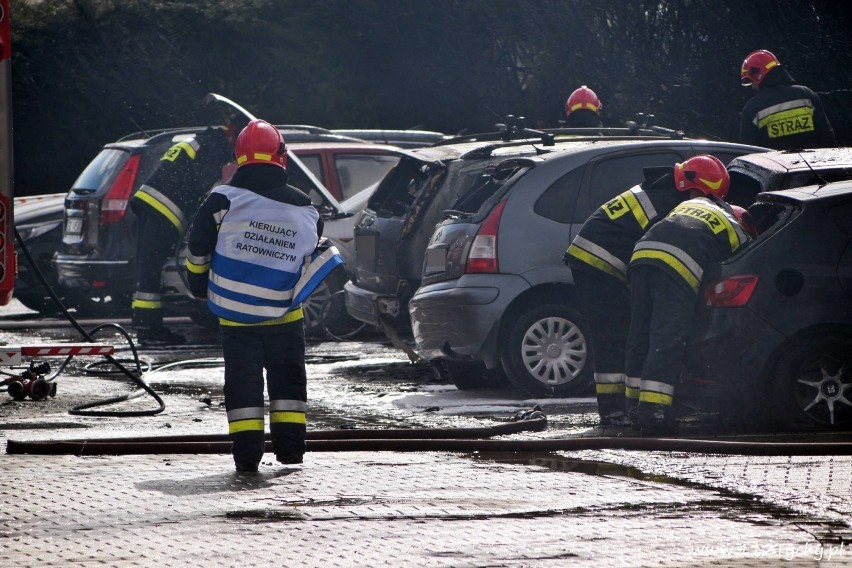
[
  {"xmin": 626, "ymin": 155, "xmax": 753, "ymax": 435},
  {"xmin": 564, "ymin": 85, "xmax": 603, "ymax": 128},
  {"xmin": 130, "ymin": 123, "xmax": 239, "ymax": 345},
  {"xmin": 563, "ymin": 162, "xmax": 694, "ymax": 426},
  {"xmin": 739, "ymin": 49, "xmax": 835, "ymax": 150},
  {"xmin": 184, "ymin": 119, "xmax": 343, "ymax": 473}
]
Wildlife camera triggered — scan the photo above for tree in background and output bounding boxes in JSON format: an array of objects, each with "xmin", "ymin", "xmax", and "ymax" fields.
[{"xmin": 9, "ymin": 0, "xmax": 852, "ymax": 196}]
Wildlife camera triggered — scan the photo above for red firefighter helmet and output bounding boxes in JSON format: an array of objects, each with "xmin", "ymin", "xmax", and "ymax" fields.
[
  {"xmin": 740, "ymin": 50, "xmax": 781, "ymax": 87},
  {"xmin": 234, "ymin": 119, "xmax": 287, "ymax": 169},
  {"xmin": 731, "ymin": 205, "xmax": 757, "ymax": 238},
  {"xmin": 565, "ymin": 86, "xmax": 601, "ymax": 117},
  {"xmin": 674, "ymin": 155, "xmax": 730, "ymax": 199}
]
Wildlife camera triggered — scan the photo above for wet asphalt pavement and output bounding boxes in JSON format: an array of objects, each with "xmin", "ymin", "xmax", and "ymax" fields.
[{"xmin": 1, "ymin": 301, "xmax": 851, "ymax": 566}]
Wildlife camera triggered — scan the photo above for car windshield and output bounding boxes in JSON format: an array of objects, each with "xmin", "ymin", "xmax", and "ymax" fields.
[
  {"xmin": 335, "ymin": 154, "xmax": 400, "ymax": 200},
  {"xmin": 71, "ymin": 148, "xmax": 129, "ymax": 193}
]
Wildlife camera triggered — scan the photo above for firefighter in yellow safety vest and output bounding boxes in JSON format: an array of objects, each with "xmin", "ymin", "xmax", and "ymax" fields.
[
  {"xmin": 563, "ymin": 163, "xmax": 694, "ymax": 426},
  {"xmin": 625, "ymin": 155, "xmax": 753, "ymax": 435}
]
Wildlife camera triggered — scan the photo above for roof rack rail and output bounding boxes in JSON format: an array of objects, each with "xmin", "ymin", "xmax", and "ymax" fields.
[
  {"xmin": 116, "ymin": 126, "xmax": 207, "ymax": 142},
  {"xmin": 434, "ymin": 115, "xmax": 555, "ymax": 147},
  {"xmin": 460, "ymin": 135, "xmax": 686, "ymax": 160},
  {"xmin": 438, "ymin": 112, "xmax": 685, "ymax": 149}
]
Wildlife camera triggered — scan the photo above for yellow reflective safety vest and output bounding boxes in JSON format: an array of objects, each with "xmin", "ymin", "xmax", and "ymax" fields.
[{"xmin": 629, "ymin": 196, "xmax": 752, "ymax": 294}]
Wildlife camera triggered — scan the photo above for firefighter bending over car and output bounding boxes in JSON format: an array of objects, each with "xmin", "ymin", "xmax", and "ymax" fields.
[
  {"xmin": 184, "ymin": 119, "xmax": 342, "ymax": 473},
  {"xmin": 625, "ymin": 156, "xmax": 753, "ymax": 435},
  {"xmin": 739, "ymin": 49, "xmax": 836, "ymax": 150},
  {"xmin": 564, "ymin": 157, "xmax": 708, "ymax": 427},
  {"xmin": 129, "ymin": 110, "xmax": 246, "ymax": 346}
]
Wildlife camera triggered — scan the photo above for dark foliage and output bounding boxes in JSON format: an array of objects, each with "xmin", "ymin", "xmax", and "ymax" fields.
[{"xmin": 9, "ymin": 0, "xmax": 852, "ymax": 196}]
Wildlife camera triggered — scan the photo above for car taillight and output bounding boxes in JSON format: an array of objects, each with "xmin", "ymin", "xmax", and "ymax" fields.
[
  {"xmin": 465, "ymin": 199, "xmax": 507, "ymax": 274},
  {"xmin": 704, "ymin": 275, "xmax": 758, "ymax": 307},
  {"xmin": 100, "ymin": 154, "xmax": 141, "ymax": 225}
]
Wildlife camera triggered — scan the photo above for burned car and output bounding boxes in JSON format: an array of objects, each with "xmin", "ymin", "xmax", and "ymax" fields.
[{"xmin": 725, "ymin": 146, "xmax": 852, "ymax": 207}]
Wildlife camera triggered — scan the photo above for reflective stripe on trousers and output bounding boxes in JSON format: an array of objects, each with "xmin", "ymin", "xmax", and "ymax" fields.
[
  {"xmin": 227, "ymin": 406, "xmax": 265, "ymax": 434},
  {"xmin": 638, "ymin": 379, "xmax": 675, "ymax": 406}
]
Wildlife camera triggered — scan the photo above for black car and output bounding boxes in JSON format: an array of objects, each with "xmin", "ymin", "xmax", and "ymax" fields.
[
  {"xmin": 689, "ymin": 181, "xmax": 852, "ymax": 431},
  {"xmin": 12, "ymin": 192, "xmax": 67, "ymax": 313},
  {"xmin": 726, "ymin": 147, "xmax": 852, "ymax": 207},
  {"xmin": 53, "ymin": 97, "xmax": 363, "ymax": 333}
]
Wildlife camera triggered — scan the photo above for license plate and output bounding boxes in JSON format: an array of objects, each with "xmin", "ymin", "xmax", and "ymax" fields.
[
  {"xmin": 65, "ymin": 218, "xmax": 83, "ymax": 235},
  {"xmin": 356, "ymin": 234, "xmax": 376, "ymax": 263},
  {"xmin": 425, "ymin": 247, "xmax": 446, "ymax": 274}
]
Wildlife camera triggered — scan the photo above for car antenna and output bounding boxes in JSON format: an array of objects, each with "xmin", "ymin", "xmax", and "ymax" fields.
[
  {"xmin": 796, "ymin": 151, "xmax": 831, "ymax": 190},
  {"xmin": 127, "ymin": 115, "xmax": 153, "ymax": 139}
]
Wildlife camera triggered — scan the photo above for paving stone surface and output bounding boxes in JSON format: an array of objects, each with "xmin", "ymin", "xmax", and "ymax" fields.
[{"xmin": 1, "ymin": 358, "xmax": 851, "ymax": 566}]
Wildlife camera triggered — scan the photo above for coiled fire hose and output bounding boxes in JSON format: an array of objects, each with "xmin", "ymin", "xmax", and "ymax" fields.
[{"xmin": 14, "ymin": 228, "xmax": 164, "ymax": 416}]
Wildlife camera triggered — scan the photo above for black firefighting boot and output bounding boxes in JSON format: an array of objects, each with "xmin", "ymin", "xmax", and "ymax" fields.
[
  {"xmin": 624, "ymin": 377, "xmax": 641, "ymax": 431},
  {"xmin": 597, "ymin": 393, "xmax": 631, "ymax": 427},
  {"xmin": 637, "ymin": 401, "xmax": 676, "ymax": 437},
  {"xmin": 137, "ymin": 327, "xmax": 186, "ymax": 347}
]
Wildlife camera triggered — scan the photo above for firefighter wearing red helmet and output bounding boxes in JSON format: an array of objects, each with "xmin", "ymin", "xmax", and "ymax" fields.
[
  {"xmin": 564, "ymin": 159, "xmax": 702, "ymax": 426},
  {"xmin": 564, "ymin": 85, "xmax": 603, "ymax": 128},
  {"xmin": 185, "ymin": 119, "xmax": 343, "ymax": 472},
  {"xmin": 129, "ymin": 108, "xmax": 245, "ymax": 346},
  {"xmin": 625, "ymin": 155, "xmax": 754, "ymax": 435},
  {"xmin": 739, "ymin": 49, "xmax": 835, "ymax": 150}
]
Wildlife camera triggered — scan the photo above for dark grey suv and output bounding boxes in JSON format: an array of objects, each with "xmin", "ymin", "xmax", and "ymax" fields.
[
  {"xmin": 54, "ymin": 124, "xmax": 353, "ymax": 329},
  {"xmin": 408, "ymin": 139, "xmax": 767, "ymax": 396}
]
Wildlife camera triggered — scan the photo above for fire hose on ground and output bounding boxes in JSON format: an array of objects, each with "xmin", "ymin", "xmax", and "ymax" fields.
[
  {"xmin": 9, "ymin": 233, "xmax": 852, "ymax": 457},
  {"xmin": 6, "ymin": 414, "xmax": 852, "ymax": 456}
]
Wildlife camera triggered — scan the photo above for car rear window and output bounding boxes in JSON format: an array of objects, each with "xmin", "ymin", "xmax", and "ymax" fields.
[
  {"xmin": 749, "ymin": 200, "xmax": 799, "ymax": 236},
  {"xmin": 368, "ymin": 158, "xmax": 445, "ymax": 217},
  {"xmin": 451, "ymin": 160, "xmax": 532, "ymax": 214},
  {"xmin": 71, "ymin": 148, "xmax": 130, "ymax": 194}
]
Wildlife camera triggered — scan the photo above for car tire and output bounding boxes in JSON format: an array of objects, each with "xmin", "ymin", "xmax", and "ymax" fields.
[
  {"xmin": 302, "ymin": 267, "xmax": 348, "ymax": 338},
  {"xmin": 14, "ymin": 239, "xmax": 67, "ymax": 314},
  {"xmin": 431, "ymin": 360, "xmax": 508, "ymax": 391},
  {"xmin": 500, "ymin": 302, "xmax": 592, "ymax": 397},
  {"xmin": 770, "ymin": 333, "xmax": 852, "ymax": 431},
  {"xmin": 322, "ymin": 290, "xmax": 368, "ymax": 341}
]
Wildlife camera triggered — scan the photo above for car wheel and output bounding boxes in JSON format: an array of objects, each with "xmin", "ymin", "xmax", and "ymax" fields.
[
  {"xmin": 302, "ymin": 268, "xmax": 348, "ymax": 338},
  {"xmin": 14, "ymin": 241, "xmax": 66, "ymax": 314},
  {"xmin": 322, "ymin": 290, "xmax": 368, "ymax": 341},
  {"xmin": 501, "ymin": 302, "xmax": 591, "ymax": 397},
  {"xmin": 431, "ymin": 360, "xmax": 508, "ymax": 391},
  {"xmin": 770, "ymin": 333, "xmax": 852, "ymax": 430}
]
